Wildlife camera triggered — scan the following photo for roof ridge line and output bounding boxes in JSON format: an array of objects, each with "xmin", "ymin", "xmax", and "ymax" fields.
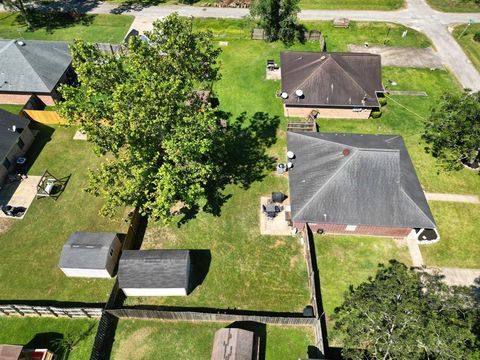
[
  {"xmin": 329, "ymin": 55, "xmax": 371, "ymax": 97},
  {"xmin": 295, "ymin": 148, "xmax": 359, "ymax": 220},
  {"xmin": 399, "ymin": 187, "xmax": 436, "ymax": 227},
  {"xmin": 287, "ymin": 56, "xmax": 331, "ymax": 98}
]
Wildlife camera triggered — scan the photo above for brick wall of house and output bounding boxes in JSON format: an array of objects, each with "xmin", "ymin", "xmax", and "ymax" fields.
[
  {"xmin": 293, "ymin": 221, "xmax": 412, "ymax": 238},
  {"xmin": 0, "ymin": 93, "xmax": 55, "ymax": 106},
  {"xmin": 284, "ymin": 105, "xmax": 372, "ymax": 119}
]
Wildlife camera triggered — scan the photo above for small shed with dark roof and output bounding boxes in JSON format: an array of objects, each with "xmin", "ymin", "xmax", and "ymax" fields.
[
  {"xmin": 59, "ymin": 232, "xmax": 121, "ymax": 278},
  {"xmin": 118, "ymin": 250, "xmax": 191, "ymax": 297},
  {"xmin": 287, "ymin": 132, "xmax": 439, "ymax": 241},
  {"xmin": 211, "ymin": 328, "xmax": 259, "ymax": 360},
  {"xmin": 280, "ymin": 51, "xmax": 384, "ymax": 119}
]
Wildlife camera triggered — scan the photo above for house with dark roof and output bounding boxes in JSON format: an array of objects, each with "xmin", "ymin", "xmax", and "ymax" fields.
[
  {"xmin": 118, "ymin": 250, "xmax": 191, "ymax": 296},
  {"xmin": 287, "ymin": 132, "xmax": 439, "ymax": 242},
  {"xmin": 211, "ymin": 328, "xmax": 259, "ymax": 360},
  {"xmin": 58, "ymin": 232, "xmax": 122, "ymax": 278},
  {"xmin": 0, "ymin": 110, "xmax": 35, "ymax": 184},
  {"xmin": 0, "ymin": 40, "xmax": 72, "ymax": 105},
  {"xmin": 280, "ymin": 52, "xmax": 384, "ymax": 119}
]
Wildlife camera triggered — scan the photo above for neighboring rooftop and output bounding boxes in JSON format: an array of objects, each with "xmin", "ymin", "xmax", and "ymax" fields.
[
  {"xmin": 0, "ymin": 40, "xmax": 71, "ymax": 94},
  {"xmin": 211, "ymin": 328, "xmax": 258, "ymax": 360},
  {"xmin": 287, "ymin": 132, "xmax": 436, "ymax": 229},
  {"xmin": 118, "ymin": 250, "xmax": 190, "ymax": 290},
  {"xmin": 281, "ymin": 52, "xmax": 383, "ymax": 108},
  {"xmin": 59, "ymin": 232, "xmax": 118, "ymax": 270},
  {"xmin": 0, "ymin": 345, "xmax": 22, "ymax": 360},
  {"xmin": 0, "ymin": 109, "xmax": 30, "ymax": 161}
]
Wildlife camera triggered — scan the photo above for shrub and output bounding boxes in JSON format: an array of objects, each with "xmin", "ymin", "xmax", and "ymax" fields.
[
  {"xmin": 378, "ymin": 97, "xmax": 387, "ymax": 106},
  {"xmin": 473, "ymin": 32, "xmax": 480, "ymax": 43},
  {"xmin": 371, "ymin": 110, "xmax": 382, "ymax": 119}
]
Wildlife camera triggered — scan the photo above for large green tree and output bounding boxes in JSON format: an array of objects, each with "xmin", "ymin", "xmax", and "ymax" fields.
[
  {"xmin": 0, "ymin": 0, "xmax": 35, "ymax": 27},
  {"xmin": 334, "ymin": 261, "xmax": 479, "ymax": 360},
  {"xmin": 250, "ymin": 0, "xmax": 300, "ymax": 45},
  {"xmin": 423, "ymin": 90, "xmax": 480, "ymax": 171},
  {"xmin": 57, "ymin": 14, "xmax": 227, "ymax": 221}
]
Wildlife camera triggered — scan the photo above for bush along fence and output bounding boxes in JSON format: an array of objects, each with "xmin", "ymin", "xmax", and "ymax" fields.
[{"xmin": 0, "ymin": 304, "xmax": 102, "ymax": 318}]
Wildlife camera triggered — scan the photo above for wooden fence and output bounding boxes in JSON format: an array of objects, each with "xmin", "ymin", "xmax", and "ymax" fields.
[
  {"xmin": 0, "ymin": 304, "xmax": 102, "ymax": 318},
  {"xmin": 22, "ymin": 110, "xmax": 67, "ymax": 125},
  {"xmin": 107, "ymin": 308, "xmax": 316, "ymax": 326}
]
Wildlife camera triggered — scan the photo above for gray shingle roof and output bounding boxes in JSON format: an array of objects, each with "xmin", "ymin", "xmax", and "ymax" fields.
[
  {"xmin": 287, "ymin": 132, "xmax": 436, "ymax": 229},
  {"xmin": 281, "ymin": 52, "xmax": 383, "ymax": 108},
  {"xmin": 118, "ymin": 250, "xmax": 190, "ymax": 290},
  {"xmin": 59, "ymin": 232, "xmax": 118, "ymax": 270},
  {"xmin": 0, "ymin": 40, "xmax": 71, "ymax": 93},
  {"xmin": 0, "ymin": 345, "xmax": 23, "ymax": 360},
  {"xmin": 0, "ymin": 109, "xmax": 30, "ymax": 161},
  {"xmin": 211, "ymin": 328, "xmax": 256, "ymax": 360}
]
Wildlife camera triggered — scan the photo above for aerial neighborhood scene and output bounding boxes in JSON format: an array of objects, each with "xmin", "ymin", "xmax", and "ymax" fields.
[{"xmin": 0, "ymin": 0, "xmax": 479, "ymax": 358}]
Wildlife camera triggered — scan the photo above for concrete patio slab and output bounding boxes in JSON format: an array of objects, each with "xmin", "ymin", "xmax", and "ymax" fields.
[
  {"xmin": 259, "ymin": 196, "xmax": 292, "ymax": 236},
  {"xmin": 425, "ymin": 192, "xmax": 480, "ymax": 204},
  {"xmin": 425, "ymin": 267, "xmax": 480, "ymax": 287},
  {"xmin": 0, "ymin": 176, "xmax": 41, "ymax": 219}
]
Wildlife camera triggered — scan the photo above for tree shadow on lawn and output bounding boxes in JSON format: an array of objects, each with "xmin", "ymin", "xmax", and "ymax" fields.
[
  {"xmin": 21, "ymin": 11, "xmax": 94, "ymax": 33},
  {"xmin": 177, "ymin": 111, "xmax": 280, "ymax": 226}
]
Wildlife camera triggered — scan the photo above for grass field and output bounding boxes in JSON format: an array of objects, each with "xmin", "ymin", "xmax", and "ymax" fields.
[
  {"xmin": 0, "ymin": 104, "xmax": 23, "ymax": 114},
  {"xmin": 454, "ymin": 24, "xmax": 480, "ymax": 72},
  {"xmin": 426, "ymin": 0, "xmax": 480, "ymax": 12},
  {"xmin": 0, "ymin": 125, "xmax": 127, "ymax": 302},
  {"xmin": 0, "ymin": 317, "xmax": 98, "ymax": 360},
  {"xmin": 0, "ymin": 12, "xmax": 133, "ymax": 42},
  {"xmin": 193, "ymin": 18, "xmax": 432, "ymax": 49},
  {"xmin": 111, "ymin": 319, "xmax": 314, "ymax": 360}
]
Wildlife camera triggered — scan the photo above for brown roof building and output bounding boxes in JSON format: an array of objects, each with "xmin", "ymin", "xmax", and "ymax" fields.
[
  {"xmin": 211, "ymin": 328, "xmax": 259, "ymax": 360},
  {"xmin": 280, "ymin": 52, "xmax": 384, "ymax": 119}
]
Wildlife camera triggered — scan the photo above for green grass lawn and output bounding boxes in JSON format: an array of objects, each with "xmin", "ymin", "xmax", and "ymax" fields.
[
  {"xmin": 454, "ymin": 24, "xmax": 480, "ymax": 72},
  {"xmin": 420, "ymin": 202, "xmax": 480, "ymax": 268},
  {"xmin": 0, "ymin": 104, "xmax": 23, "ymax": 115},
  {"xmin": 0, "ymin": 317, "xmax": 98, "ymax": 360},
  {"xmin": 0, "ymin": 125, "xmax": 127, "ymax": 302},
  {"xmin": 426, "ymin": 0, "xmax": 480, "ymax": 12},
  {"xmin": 315, "ymin": 235, "xmax": 412, "ymax": 344},
  {"xmin": 111, "ymin": 319, "xmax": 314, "ymax": 360},
  {"xmin": 0, "ymin": 12, "xmax": 133, "ymax": 42},
  {"xmin": 193, "ymin": 18, "xmax": 432, "ymax": 49},
  {"xmin": 300, "ymin": 0, "xmax": 404, "ymax": 10}
]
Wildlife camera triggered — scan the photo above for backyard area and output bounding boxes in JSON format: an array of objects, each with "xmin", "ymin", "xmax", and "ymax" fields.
[
  {"xmin": 0, "ymin": 317, "xmax": 98, "ymax": 360},
  {"xmin": 0, "ymin": 12, "xmax": 133, "ymax": 42},
  {"xmin": 426, "ymin": 0, "xmax": 480, "ymax": 11},
  {"xmin": 111, "ymin": 319, "xmax": 314, "ymax": 360},
  {"xmin": 454, "ymin": 23, "xmax": 480, "ymax": 72},
  {"xmin": 0, "ymin": 124, "xmax": 127, "ymax": 302}
]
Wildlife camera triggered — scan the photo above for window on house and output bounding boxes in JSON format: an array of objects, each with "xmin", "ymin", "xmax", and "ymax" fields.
[
  {"xmin": 17, "ymin": 138, "xmax": 24, "ymax": 149},
  {"xmin": 3, "ymin": 158, "xmax": 11, "ymax": 169},
  {"xmin": 345, "ymin": 225, "xmax": 357, "ymax": 231}
]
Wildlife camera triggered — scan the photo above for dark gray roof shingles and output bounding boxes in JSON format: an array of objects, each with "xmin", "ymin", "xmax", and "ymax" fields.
[
  {"xmin": 59, "ymin": 232, "xmax": 118, "ymax": 270},
  {"xmin": 0, "ymin": 40, "xmax": 71, "ymax": 93},
  {"xmin": 287, "ymin": 132, "xmax": 436, "ymax": 229},
  {"xmin": 0, "ymin": 109, "xmax": 30, "ymax": 161},
  {"xmin": 118, "ymin": 250, "xmax": 190, "ymax": 290},
  {"xmin": 281, "ymin": 52, "xmax": 383, "ymax": 108}
]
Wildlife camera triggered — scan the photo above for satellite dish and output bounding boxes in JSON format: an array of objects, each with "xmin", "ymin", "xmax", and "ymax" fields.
[
  {"xmin": 281, "ymin": 92, "xmax": 289, "ymax": 99},
  {"xmin": 295, "ymin": 89, "xmax": 304, "ymax": 97},
  {"xmin": 287, "ymin": 151, "xmax": 295, "ymax": 159}
]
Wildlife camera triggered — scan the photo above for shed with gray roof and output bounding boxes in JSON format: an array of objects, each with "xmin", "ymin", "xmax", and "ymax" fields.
[
  {"xmin": 287, "ymin": 132, "xmax": 438, "ymax": 241},
  {"xmin": 59, "ymin": 232, "xmax": 121, "ymax": 278},
  {"xmin": 0, "ymin": 40, "xmax": 72, "ymax": 105},
  {"xmin": 118, "ymin": 250, "xmax": 191, "ymax": 296},
  {"xmin": 281, "ymin": 52, "xmax": 384, "ymax": 119},
  {"xmin": 211, "ymin": 328, "xmax": 259, "ymax": 360}
]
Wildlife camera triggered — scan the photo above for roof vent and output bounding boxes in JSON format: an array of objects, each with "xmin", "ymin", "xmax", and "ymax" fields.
[
  {"xmin": 287, "ymin": 151, "xmax": 295, "ymax": 159},
  {"xmin": 320, "ymin": 55, "xmax": 326, "ymax": 60},
  {"xmin": 342, "ymin": 149, "xmax": 350, "ymax": 156},
  {"xmin": 16, "ymin": 40, "xmax": 25, "ymax": 46},
  {"xmin": 281, "ymin": 92, "xmax": 289, "ymax": 99},
  {"xmin": 295, "ymin": 89, "xmax": 304, "ymax": 97}
]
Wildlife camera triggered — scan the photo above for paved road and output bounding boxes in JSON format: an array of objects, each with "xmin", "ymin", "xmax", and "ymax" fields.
[{"xmin": 4, "ymin": 0, "xmax": 480, "ymax": 89}]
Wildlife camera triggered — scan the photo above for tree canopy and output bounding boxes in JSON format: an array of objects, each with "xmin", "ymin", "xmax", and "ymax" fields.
[
  {"xmin": 250, "ymin": 0, "xmax": 300, "ymax": 45},
  {"xmin": 334, "ymin": 260, "xmax": 480, "ymax": 360},
  {"xmin": 423, "ymin": 90, "xmax": 480, "ymax": 171},
  {"xmin": 57, "ymin": 14, "xmax": 227, "ymax": 221},
  {"xmin": 0, "ymin": 0, "xmax": 34, "ymax": 27}
]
